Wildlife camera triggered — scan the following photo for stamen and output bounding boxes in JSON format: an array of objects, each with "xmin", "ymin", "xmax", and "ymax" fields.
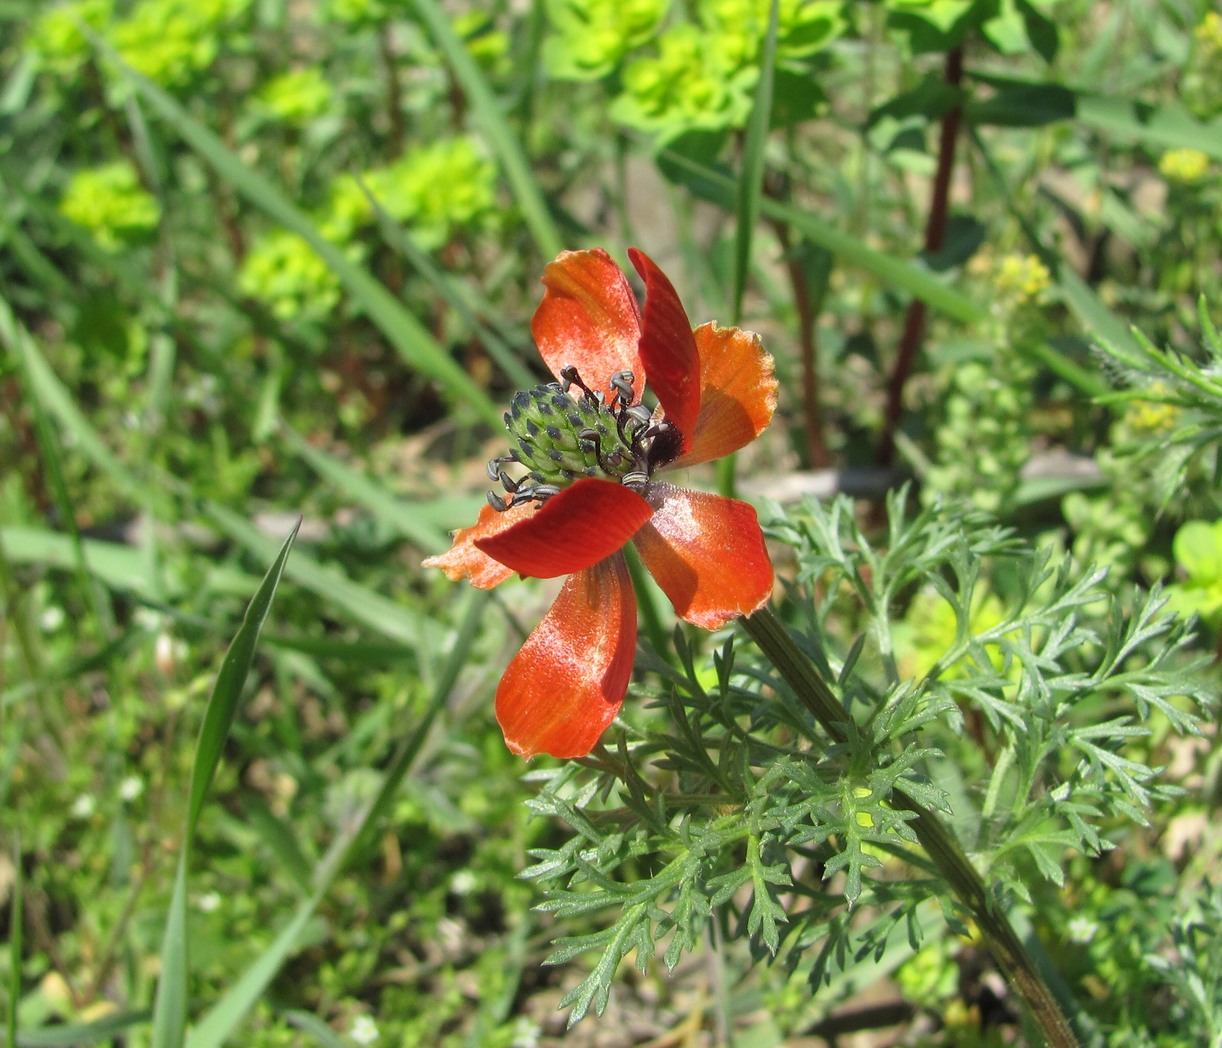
[
  {"xmin": 642, "ymin": 421, "xmax": 669, "ymax": 441},
  {"xmin": 578, "ymin": 425, "xmax": 601, "ymax": 455},
  {"xmin": 559, "ymin": 365, "xmax": 597, "ymax": 402},
  {"xmin": 486, "ymin": 453, "xmax": 518, "ymax": 481},
  {"xmin": 609, "ymin": 370, "xmax": 635, "ymax": 410},
  {"xmin": 617, "ymin": 402, "xmax": 651, "ymax": 443},
  {"xmin": 622, "ymin": 470, "xmax": 648, "ymax": 490},
  {"xmin": 579, "ymin": 426, "xmax": 618, "ymax": 475}
]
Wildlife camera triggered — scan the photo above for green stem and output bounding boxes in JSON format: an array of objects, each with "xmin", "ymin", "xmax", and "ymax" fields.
[
  {"xmin": 981, "ymin": 743, "xmax": 1015, "ymax": 821},
  {"xmin": 740, "ymin": 607, "xmax": 1081, "ymax": 1048},
  {"xmin": 6, "ymin": 832, "xmax": 20, "ymax": 1048},
  {"xmin": 716, "ymin": 452, "xmax": 737, "ymax": 499},
  {"xmin": 623, "ymin": 544, "xmax": 668, "ymax": 658}
]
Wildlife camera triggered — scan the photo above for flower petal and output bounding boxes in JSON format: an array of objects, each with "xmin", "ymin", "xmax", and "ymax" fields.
[
  {"xmin": 629, "ymin": 248, "xmax": 700, "ymax": 449},
  {"xmin": 633, "ymin": 483, "xmax": 773, "ymax": 629},
  {"xmin": 674, "ymin": 322, "xmax": 777, "ymax": 468},
  {"xmin": 531, "ymin": 248, "xmax": 644, "ymax": 399},
  {"xmin": 422, "ymin": 500, "xmax": 537, "ymax": 589},
  {"xmin": 496, "ymin": 553, "xmax": 636, "ymax": 758},
  {"xmin": 475, "ymin": 478, "xmax": 653, "ymax": 579}
]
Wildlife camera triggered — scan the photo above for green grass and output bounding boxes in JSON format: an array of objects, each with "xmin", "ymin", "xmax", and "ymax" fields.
[{"xmin": 3, "ymin": 0, "xmax": 1220, "ymax": 1044}]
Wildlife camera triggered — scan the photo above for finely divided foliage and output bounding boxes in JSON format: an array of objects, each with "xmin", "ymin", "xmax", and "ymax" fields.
[
  {"xmin": 524, "ymin": 491, "xmax": 1210, "ymax": 1023},
  {"xmin": 1095, "ymin": 299, "xmax": 1222, "ymax": 507}
]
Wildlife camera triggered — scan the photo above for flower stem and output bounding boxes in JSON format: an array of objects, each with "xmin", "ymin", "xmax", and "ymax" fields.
[
  {"xmin": 740, "ymin": 607, "xmax": 1081, "ymax": 1048},
  {"xmin": 624, "ymin": 543, "xmax": 669, "ymax": 658}
]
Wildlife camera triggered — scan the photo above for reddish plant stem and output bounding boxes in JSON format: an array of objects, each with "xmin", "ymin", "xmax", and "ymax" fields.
[
  {"xmin": 772, "ymin": 216, "xmax": 832, "ymax": 468},
  {"xmin": 379, "ymin": 25, "xmax": 405, "ymax": 156},
  {"xmin": 877, "ymin": 46, "xmax": 965, "ymax": 469},
  {"xmin": 216, "ymin": 91, "xmax": 246, "ymax": 264}
]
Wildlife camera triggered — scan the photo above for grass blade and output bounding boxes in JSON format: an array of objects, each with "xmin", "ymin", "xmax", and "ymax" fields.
[
  {"xmin": 0, "ymin": 534, "xmax": 40, "ymax": 814},
  {"xmin": 1055, "ymin": 266, "xmax": 1141, "ymax": 362},
  {"xmin": 181, "ymin": 889, "xmax": 322, "ymax": 1048},
  {"xmin": 720, "ymin": 2, "xmax": 778, "ymax": 500},
  {"xmin": 281, "ymin": 1009, "xmax": 351, "ymax": 1048},
  {"xmin": 0, "ymin": 191, "xmax": 74, "ymax": 300},
  {"xmin": 1, "ymin": 320, "xmax": 470, "ymax": 639},
  {"xmin": 965, "ymin": 125, "xmax": 1125, "ymax": 399},
  {"xmin": 732, "ymin": 0, "xmax": 779, "ymax": 324},
  {"xmin": 237, "ymin": 803, "xmax": 315, "ymax": 895},
  {"xmin": 101, "ymin": 50, "xmax": 502, "ymax": 428},
  {"xmin": 1023, "ymin": 338, "xmax": 1112, "ymax": 400},
  {"xmin": 0, "ymin": 527, "xmax": 257, "ymax": 601},
  {"xmin": 202, "ymin": 501, "xmax": 438, "ymax": 646},
  {"xmin": 150, "ymin": 520, "xmax": 300, "ymax": 1048},
  {"xmin": 1, "ymin": 298, "xmax": 150, "ymax": 509},
  {"xmin": 184, "ymin": 589, "xmax": 489, "ymax": 1048},
  {"xmin": 260, "ymin": 633, "xmax": 416, "ymax": 665},
  {"xmin": 359, "ymin": 180, "xmax": 536, "ymax": 389},
  {"xmin": 1075, "ymin": 93, "xmax": 1222, "ymax": 162},
  {"xmin": 151, "ymin": 860, "xmax": 190, "ymax": 1048},
  {"xmin": 5, "ymin": 834, "xmax": 19, "ymax": 1048},
  {"xmin": 4, "ymin": 1010, "xmax": 154, "ymax": 1047},
  {"xmin": 411, "ymin": 0, "xmax": 563, "ymax": 261},
  {"xmin": 280, "ymin": 425, "xmax": 459, "ymax": 552},
  {"xmin": 658, "ymin": 147, "xmax": 987, "ymax": 324},
  {"xmin": 6, "ymin": 335, "xmax": 114, "ymax": 637}
]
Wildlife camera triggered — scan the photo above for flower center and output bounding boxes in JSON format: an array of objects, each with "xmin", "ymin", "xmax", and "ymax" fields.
[{"xmin": 485, "ymin": 365, "xmax": 682, "ymax": 511}]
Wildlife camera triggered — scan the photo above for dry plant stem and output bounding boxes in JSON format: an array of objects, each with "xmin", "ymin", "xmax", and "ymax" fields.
[
  {"xmin": 877, "ymin": 46, "xmax": 964, "ymax": 470},
  {"xmin": 741, "ymin": 607, "xmax": 1080, "ymax": 1048}
]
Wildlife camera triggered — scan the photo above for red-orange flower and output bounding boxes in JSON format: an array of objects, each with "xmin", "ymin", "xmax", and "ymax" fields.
[{"xmin": 424, "ymin": 248, "xmax": 776, "ymax": 758}]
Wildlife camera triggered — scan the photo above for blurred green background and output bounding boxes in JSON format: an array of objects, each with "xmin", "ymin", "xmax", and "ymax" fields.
[{"xmin": 2, "ymin": 0, "xmax": 1221, "ymax": 1044}]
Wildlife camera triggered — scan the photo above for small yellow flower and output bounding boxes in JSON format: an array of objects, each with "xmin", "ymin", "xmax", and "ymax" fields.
[
  {"xmin": 944, "ymin": 998, "xmax": 982, "ymax": 1030},
  {"xmin": 994, "ymin": 253, "xmax": 1052, "ymax": 305},
  {"xmin": 80, "ymin": 1001, "xmax": 119, "ymax": 1023},
  {"xmin": 40, "ymin": 972, "xmax": 73, "ymax": 1014},
  {"xmin": 1195, "ymin": 11, "xmax": 1222, "ymax": 54},
  {"xmin": 1159, "ymin": 148, "xmax": 1211, "ymax": 185},
  {"xmin": 1125, "ymin": 383, "xmax": 1180, "ymax": 434}
]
